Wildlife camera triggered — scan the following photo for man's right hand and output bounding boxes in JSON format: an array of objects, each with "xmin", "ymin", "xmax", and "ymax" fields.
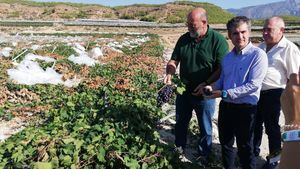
[
  {"xmin": 164, "ymin": 74, "xmax": 172, "ymax": 85},
  {"xmin": 164, "ymin": 60, "xmax": 177, "ymax": 85}
]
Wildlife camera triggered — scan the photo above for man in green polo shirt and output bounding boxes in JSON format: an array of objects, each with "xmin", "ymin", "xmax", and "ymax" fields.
[{"xmin": 164, "ymin": 7, "xmax": 228, "ymax": 163}]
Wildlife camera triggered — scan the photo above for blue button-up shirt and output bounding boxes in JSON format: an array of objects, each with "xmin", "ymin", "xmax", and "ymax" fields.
[{"xmin": 214, "ymin": 42, "xmax": 268, "ymax": 105}]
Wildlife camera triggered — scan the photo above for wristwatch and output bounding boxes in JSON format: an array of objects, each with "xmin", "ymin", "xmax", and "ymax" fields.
[
  {"xmin": 221, "ymin": 90, "xmax": 228, "ymax": 99},
  {"xmin": 282, "ymin": 129, "xmax": 300, "ymax": 142}
]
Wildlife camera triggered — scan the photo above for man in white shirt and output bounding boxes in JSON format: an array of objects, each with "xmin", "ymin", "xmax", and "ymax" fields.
[{"xmin": 253, "ymin": 16, "xmax": 300, "ymax": 169}]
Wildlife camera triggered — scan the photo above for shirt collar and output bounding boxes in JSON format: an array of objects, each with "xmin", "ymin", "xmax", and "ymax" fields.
[
  {"xmin": 276, "ymin": 36, "xmax": 287, "ymax": 48},
  {"xmin": 204, "ymin": 25, "xmax": 211, "ymax": 38},
  {"xmin": 233, "ymin": 42, "xmax": 253, "ymax": 55},
  {"xmin": 259, "ymin": 36, "xmax": 286, "ymax": 52}
]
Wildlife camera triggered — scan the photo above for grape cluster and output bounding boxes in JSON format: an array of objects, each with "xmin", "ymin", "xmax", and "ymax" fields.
[{"xmin": 157, "ymin": 85, "xmax": 174, "ymax": 107}]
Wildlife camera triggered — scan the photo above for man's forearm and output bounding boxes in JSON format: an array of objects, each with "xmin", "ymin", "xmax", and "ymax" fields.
[{"xmin": 166, "ymin": 60, "xmax": 178, "ymax": 75}]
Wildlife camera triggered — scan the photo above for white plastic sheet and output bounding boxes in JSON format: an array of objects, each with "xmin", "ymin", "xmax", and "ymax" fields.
[
  {"xmin": 68, "ymin": 43, "xmax": 99, "ymax": 66},
  {"xmin": 7, "ymin": 60, "xmax": 63, "ymax": 85},
  {"xmin": 24, "ymin": 53, "xmax": 56, "ymax": 63},
  {"xmin": 0, "ymin": 47, "xmax": 13, "ymax": 57},
  {"xmin": 31, "ymin": 45, "xmax": 41, "ymax": 51},
  {"xmin": 7, "ymin": 53, "xmax": 81, "ymax": 87},
  {"xmin": 68, "ymin": 54, "xmax": 98, "ymax": 66},
  {"xmin": 64, "ymin": 77, "xmax": 81, "ymax": 88},
  {"xmin": 89, "ymin": 47, "xmax": 103, "ymax": 59}
]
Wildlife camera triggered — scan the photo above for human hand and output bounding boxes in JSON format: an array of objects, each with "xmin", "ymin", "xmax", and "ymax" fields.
[
  {"xmin": 163, "ymin": 74, "xmax": 172, "ymax": 85},
  {"xmin": 203, "ymin": 89, "xmax": 222, "ymax": 99},
  {"xmin": 280, "ymin": 68, "xmax": 300, "ymax": 128},
  {"xmin": 202, "ymin": 85, "xmax": 213, "ymax": 96},
  {"xmin": 192, "ymin": 82, "xmax": 206, "ymax": 96}
]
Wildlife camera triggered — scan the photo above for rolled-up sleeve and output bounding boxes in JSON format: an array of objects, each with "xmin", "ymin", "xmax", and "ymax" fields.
[{"xmin": 286, "ymin": 46, "xmax": 300, "ymax": 77}]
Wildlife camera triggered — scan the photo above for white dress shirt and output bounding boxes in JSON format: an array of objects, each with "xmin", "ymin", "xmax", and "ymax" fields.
[{"xmin": 259, "ymin": 37, "xmax": 300, "ymax": 91}]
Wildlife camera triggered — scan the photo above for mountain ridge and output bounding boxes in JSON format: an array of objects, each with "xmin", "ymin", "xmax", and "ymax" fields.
[{"xmin": 227, "ymin": 0, "xmax": 300, "ymax": 19}]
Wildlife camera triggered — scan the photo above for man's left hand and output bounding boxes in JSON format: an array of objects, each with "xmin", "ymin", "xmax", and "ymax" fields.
[
  {"xmin": 192, "ymin": 82, "xmax": 206, "ymax": 96},
  {"xmin": 203, "ymin": 90, "xmax": 222, "ymax": 99}
]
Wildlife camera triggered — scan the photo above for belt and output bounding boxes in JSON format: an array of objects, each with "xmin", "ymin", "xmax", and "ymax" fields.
[
  {"xmin": 261, "ymin": 88, "xmax": 283, "ymax": 94},
  {"xmin": 221, "ymin": 101, "xmax": 256, "ymax": 109}
]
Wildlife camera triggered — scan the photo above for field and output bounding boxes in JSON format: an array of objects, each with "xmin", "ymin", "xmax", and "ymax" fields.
[
  {"xmin": 0, "ymin": 19, "xmax": 228, "ymax": 168},
  {"xmin": 0, "ymin": 18, "xmax": 300, "ymax": 169},
  {"xmin": 1, "ymin": 1, "xmax": 300, "ymax": 168},
  {"xmin": 0, "ymin": 25, "xmax": 176, "ymax": 168}
]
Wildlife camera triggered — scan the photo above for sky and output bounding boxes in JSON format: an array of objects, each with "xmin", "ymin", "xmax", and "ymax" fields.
[{"xmin": 34, "ymin": 0, "xmax": 284, "ymax": 9}]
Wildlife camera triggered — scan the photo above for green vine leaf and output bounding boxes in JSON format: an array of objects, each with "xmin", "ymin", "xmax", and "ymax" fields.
[{"xmin": 33, "ymin": 162, "xmax": 52, "ymax": 169}]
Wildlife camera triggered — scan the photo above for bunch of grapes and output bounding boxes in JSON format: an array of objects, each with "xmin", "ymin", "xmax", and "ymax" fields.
[{"xmin": 157, "ymin": 85, "xmax": 174, "ymax": 107}]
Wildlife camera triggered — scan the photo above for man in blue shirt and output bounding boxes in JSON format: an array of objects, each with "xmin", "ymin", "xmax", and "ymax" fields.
[{"xmin": 203, "ymin": 16, "xmax": 268, "ymax": 169}]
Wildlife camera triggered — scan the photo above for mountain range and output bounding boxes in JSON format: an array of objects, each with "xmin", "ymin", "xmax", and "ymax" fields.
[{"xmin": 227, "ymin": 0, "xmax": 300, "ymax": 19}]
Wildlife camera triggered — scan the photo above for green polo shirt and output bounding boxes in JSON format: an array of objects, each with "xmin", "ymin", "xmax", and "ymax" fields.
[{"xmin": 171, "ymin": 27, "xmax": 228, "ymax": 92}]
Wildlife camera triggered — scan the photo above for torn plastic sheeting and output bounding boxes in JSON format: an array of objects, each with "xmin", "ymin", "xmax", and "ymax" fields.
[
  {"xmin": 0, "ymin": 125, "xmax": 25, "ymax": 142},
  {"xmin": 106, "ymin": 46, "xmax": 123, "ymax": 53},
  {"xmin": 69, "ymin": 43, "xmax": 100, "ymax": 66},
  {"xmin": 74, "ymin": 43, "xmax": 86, "ymax": 51},
  {"xmin": 64, "ymin": 77, "xmax": 81, "ymax": 88},
  {"xmin": 31, "ymin": 45, "xmax": 41, "ymax": 51},
  {"xmin": 24, "ymin": 53, "xmax": 56, "ymax": 62},
  {"xmin": 7, "ymin": 60, "xmax": 81, "ymax": 87},
  {"xmin": 68, "ymin": 54, "xmax": 98, "ymax": 66},
  {"xmin": 89, "ymin": 47, "xmax": 103, "ymax": 59},
  {"xmin": 107, "ymin": 42, "xmax": 123, "ymax": 49},
  {"xmin": 124, "ymin": 37, "xmax": 150, "ymax": 46},
  {"xmin": 0, "ymin": 47, "xmax": 13, "ymax": 57},
  {"xmin": 7, "ymin": 60, "xmax": 63, "ymax": 85},
  {"xmin": 73, "ymin": 47, "xmax": 87, "ymax": 55},
  {"xmin": 12, "ymin": 42, "xmax": 18, "ymax": 47},
  {"xmin": 72, "ymin": 43, "xmax": 87, "ymax": 55},
  {"xmin": 106, "ymin": 36, "xmax": 150, "ymax": 50}
]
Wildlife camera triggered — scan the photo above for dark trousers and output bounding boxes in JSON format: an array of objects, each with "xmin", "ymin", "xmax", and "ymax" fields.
[
  {"xmin": 175, "ymin": 93, "xmax": 215, "ymax": 156},
  {"xmin": 218, "ymin": 101, "xmax": 257, "ymax": 169},
  {"xmin": 253, "ymin": 88, "xmax": 283, "ymax": 156}
]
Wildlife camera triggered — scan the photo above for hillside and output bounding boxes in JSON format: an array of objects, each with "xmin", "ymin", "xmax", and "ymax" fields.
[
  {"xmin": 0, "ymin": 0, "xmax": 233, "ymax": 24},
  {"xmin": 228, "ymin": 0, "xmax": 300, "ymax": 19}
]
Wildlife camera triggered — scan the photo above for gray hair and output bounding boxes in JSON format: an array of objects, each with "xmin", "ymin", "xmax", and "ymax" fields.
[
  {"xmin": 265, "ymin": 16, "xmax": 285, "ymax": 29},
  {"xmin": 226, "ymin": 16, "xmax": 251, "ymax": 33}
]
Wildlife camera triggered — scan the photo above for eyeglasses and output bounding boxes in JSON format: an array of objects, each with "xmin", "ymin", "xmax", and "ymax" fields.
[
  {"xmin": 185, "ymin": 21, "xmax": 201, "ymax": 27},
  {"xmin": 262, "ymin": 27, "xmax": 280, "ymax": 32}
]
